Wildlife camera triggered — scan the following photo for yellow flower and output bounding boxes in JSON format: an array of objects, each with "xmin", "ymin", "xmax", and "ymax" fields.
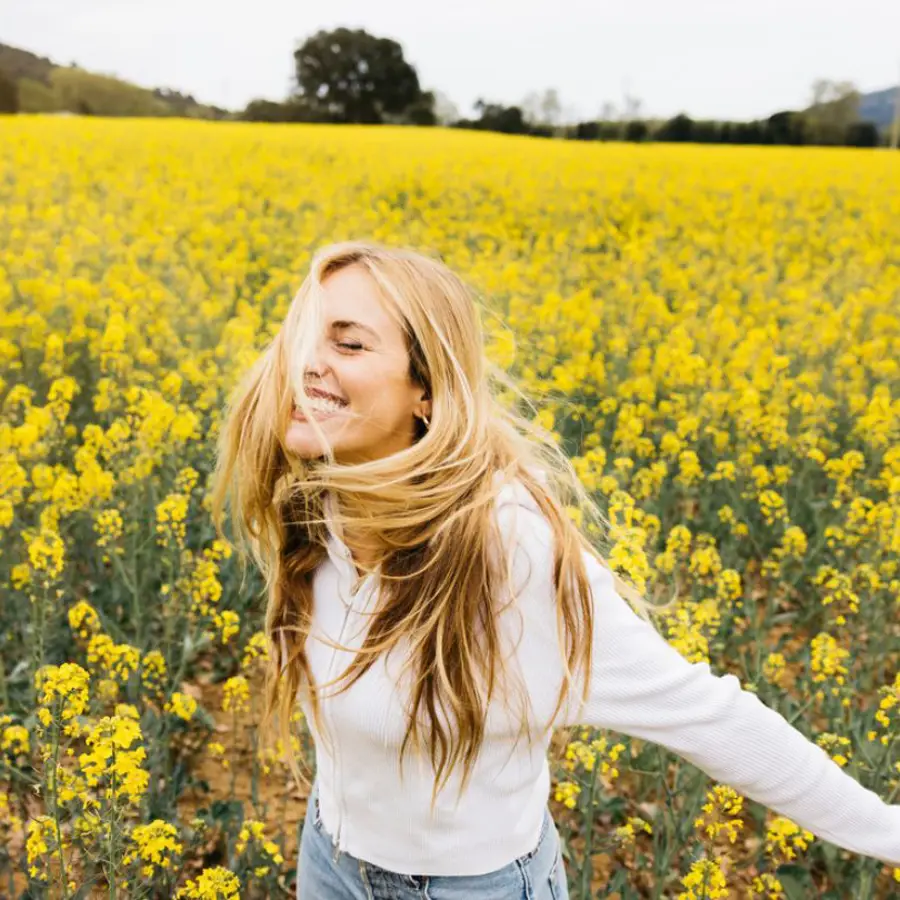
[
  {"xmin": 87, "ymin": 633, "xmax": 141, "ymax": 686},
  {"xmin": 25, "ymin": 816, "xmax": 60, "ymax": 883},
  {"xmin": 213, "ymin": 609, "xmax": 240, "ymax": 644},
  {"xmin": 241, "ymin": 631, "xmax": 270, "ymax": 670},
  {"xmin": 750, "ymin": 873, "xmax": 784, "ymax": 898},
  {"xmin": 0, "ymin": 715, "xmax": 31, "ymax": 758},
  {"xmin": 208, "ymin": 741, "xmax": 229, "ymax": 770},
  {"xmin": 123, "ymin": 820, "xmax": 183, "ymax": 876},
  {"xmin": 553, "ymin": 780, "xmax": 580, "ymax": 809},
  {"xmin": 141, "ymin": 649, "xmax": 168, "ymax": 698},
  {"xmin": 166, "ymin": 691, "xmax": 198, "ymax": 722},
  {"xmin": 815, "ymin": 732, "xmax": 853, "ymax": 767},
  {"xmin": 156, "ymin": 493, "xmax": 190, "ymax": 549},
  {"xmin": 693, "ymin": 785, "xmax": 744, "ymax": 844},
  {"xmin": 765, "ymin": 816, "xmax": 815, "ymax": 865},
  {"xmin": 678, "ymin": 857, "xmax": 728, "ymax": 899},
  {"xmin": 176, "ymin": 866, "xmax": 241, "ymax": 899},
  {"xmin": 762, "ymin": 652, "xmax": 787, "ymax": 687},
  {"xmin": 222, "ymin": 675, "xmax": 250, "ymax": 714},
  {"xmin": 27, "ymin": 526, "xmax": 66, "ymax": 583},
  {"xmin": 35, "ymin": 662, "xmax": 90, "ymax": 730},
  {"xmin": 67, "ymin": 600, "xmax": 101, "ymax": 642},
  {"xmin": 78, "ymin": 712, "xmax": 149, "ymax": 805}
]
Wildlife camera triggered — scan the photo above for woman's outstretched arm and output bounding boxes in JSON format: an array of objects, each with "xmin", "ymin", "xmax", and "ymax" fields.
[{"xmin": 564, "ymin": 545, "xmax": 900, "ymax": 867}]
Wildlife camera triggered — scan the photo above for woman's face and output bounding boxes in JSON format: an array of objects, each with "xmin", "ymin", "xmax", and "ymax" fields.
[{"xmin": 285, "ymin": 264, "xmax": 431, "ymax": 464}]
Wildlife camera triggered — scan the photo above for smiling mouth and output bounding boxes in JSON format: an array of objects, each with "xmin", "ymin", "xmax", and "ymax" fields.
[{"xmin": 291, "ymin": 399, "xmax": 349, "ymax": 421}]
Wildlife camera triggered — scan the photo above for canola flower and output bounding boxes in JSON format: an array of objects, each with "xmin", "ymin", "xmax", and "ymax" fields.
[
  {"xmin": 35, "ymin": 663, "xmax": 90, "ymax": 733},
  {"xmin": 1, "ymin": 116, "xmax": 899, "ymax": 897},
  {"xmin": 765, "ymin": 816, "xmax": 815, "ymax": 865},
  {"xmin": 123, "ymin": 819, "xmax": 184, "ymax": 879},
  {"xmin": 166, "ymin": 691, "xmax": 198, "ymax": 722},
  {"xmin": 78, "ymin": 708, "xmax": 149, "ymax": 805},
  {"xmin": 693, "ymin": 785, "xmax": 745, "ymax": 845},
  {"xmin": 678, "ymin": 857, "xmax": 728, "ymax": 900},
  {"xmin": 176, "ymin": 865, "xmax": 241, "ymax": 899},
  {"xmin": 235, "ymin": 818, "xmax": 285, "ymax": 878}
]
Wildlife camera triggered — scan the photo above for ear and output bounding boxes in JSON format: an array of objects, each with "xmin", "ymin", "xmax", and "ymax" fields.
[{"xmin": 417, "ymin": 392, "xmax": 432, "ymax": 421}]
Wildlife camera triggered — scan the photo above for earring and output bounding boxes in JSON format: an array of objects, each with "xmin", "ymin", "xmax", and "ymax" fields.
[{"xmin": 419, "ymin": 413, "xmax": 430, "ymax": 428}]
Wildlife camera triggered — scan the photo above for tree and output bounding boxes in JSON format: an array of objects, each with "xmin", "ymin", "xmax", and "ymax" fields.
[
  {"xmin": 804, "ymin": 79, "xmax": 860, "ymax": 144},
  {"xmin": 598, "ymin": 100, "xmax": 617, "ymax": 122},
  {"xmin": 844, "ymin": 121, "xmax": 879, "ymax": 147},
  {"xmin": 0, "ymin": 69, "xmax": 18, "ymax": 113},
  {"xmin": 242, "ymin": 99, "xmax": 295, "ymax": 122},
  {"xmin": 474, "ymin": 100, "xmax": 528, "ymax": 133},
  {"xmin": 540, "ymin": 89, "xmax": 562, "ymax": 128},
  {"xmin": 293, "ymin": 27, "xmax": 425, "ymax": 124},
  {"xmin": 573, "ymin": 120, "xmax": 600, "ymax": 140},
  {"xmin": 766, "ymin": 110, "xmax": 807, "ymax": 145},
  {"xmin": 625, "ymin": 120, "xmax": 648, "ymax": 142},
  {"xmin": 521, "ymin": 88, "xmax": 563, "ymax": 129},
  {"xmin": 396, "ymin": 90, "xmax": 436, "ymax": 126},
  {"xmin": 431, "ymin": 90, "xmax": 460, "ymax": 126},
  {"xmin": 621, "ymin": 88, "xmax": 642, "ymax": 121},
  {"xmin": 657, "ymin": 113, "xmax": 694, "ymax": 142},
  {"xmin": 520, "ymin": 90, "xmax": 541, "ymax": 125}
]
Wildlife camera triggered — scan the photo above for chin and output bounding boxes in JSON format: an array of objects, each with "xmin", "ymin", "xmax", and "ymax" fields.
[
  {"xmin": 286, "ymin": 439, "xmax": 331, "ymax": 459},
  {"xmin": 285, "ymin": 432, "xmax": 355, "ymax": 461}
]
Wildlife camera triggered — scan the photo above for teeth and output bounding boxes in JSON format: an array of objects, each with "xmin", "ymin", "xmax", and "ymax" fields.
[{"xmin": 300, "ymin": 396, "xmax": 346, "ymax": 414}]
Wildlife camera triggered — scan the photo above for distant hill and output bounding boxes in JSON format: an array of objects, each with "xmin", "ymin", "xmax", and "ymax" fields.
[
  {"xmin": 0, "ymin": 42, "xmax": 55, "ymax": 84},
  {"xmin": 0, "ymin": 42, "xmax": 230, "ymax": 119},
  {"xmin": 859, "ymin": 86, "xmax": 898, "ymax": 131}
]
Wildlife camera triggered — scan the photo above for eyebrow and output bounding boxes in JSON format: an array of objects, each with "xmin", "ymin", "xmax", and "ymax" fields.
[{"xmin": 329, "ymin": 319, "xmax": 380, "ymax": 339}]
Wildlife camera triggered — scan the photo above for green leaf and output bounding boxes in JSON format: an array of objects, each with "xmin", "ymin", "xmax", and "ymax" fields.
[{"xmin": 775, "ymin": 863, "xmax": 812, "ymax": 900}]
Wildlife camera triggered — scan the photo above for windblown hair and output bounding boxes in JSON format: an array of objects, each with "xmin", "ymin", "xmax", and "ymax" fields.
[{"xmin": 209, "ymin": 239, "xmax": 668, "ymax": 801}]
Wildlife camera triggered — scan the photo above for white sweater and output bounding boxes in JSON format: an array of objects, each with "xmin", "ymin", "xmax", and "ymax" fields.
[{"xmin": 279, "ymin": 477, "xmax": 900, "ymax": 876}]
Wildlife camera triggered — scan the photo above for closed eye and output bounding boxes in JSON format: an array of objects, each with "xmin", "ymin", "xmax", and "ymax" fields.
[{"xmin": 336, "ymin": 341, "xmax": 364, "ymax": 351}]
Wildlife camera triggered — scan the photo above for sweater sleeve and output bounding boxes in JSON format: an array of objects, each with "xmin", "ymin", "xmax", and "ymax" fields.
[{"xmin": 564, "ymin": 545, "xmax": 900, "ymax": 868}]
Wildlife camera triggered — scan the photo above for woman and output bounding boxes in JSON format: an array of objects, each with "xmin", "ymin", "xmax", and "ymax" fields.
[{"xmin": 211, "ymin": 240, "xmax": 900, "ymax": 899}]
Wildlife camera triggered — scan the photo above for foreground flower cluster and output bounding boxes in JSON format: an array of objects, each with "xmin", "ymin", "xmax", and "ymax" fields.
[{"xmin": 1, "ymin": 116, "xmax": 899, "ymax": 898}]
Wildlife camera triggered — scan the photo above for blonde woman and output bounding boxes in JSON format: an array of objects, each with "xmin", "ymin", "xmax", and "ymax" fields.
[{"xmin": 211, "ymin": 241, "xmax": 900, "ymax": 899}]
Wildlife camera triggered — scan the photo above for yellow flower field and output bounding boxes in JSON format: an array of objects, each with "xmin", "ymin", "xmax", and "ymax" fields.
[{"xmin": 1, "ymin": 116, "xmax": 899, "ymax": 898}]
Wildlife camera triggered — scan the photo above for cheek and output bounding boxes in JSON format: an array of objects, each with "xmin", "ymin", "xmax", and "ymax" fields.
[{"xmin": 345, "ymin": 364, "xmax": 409, "ymax": 418}]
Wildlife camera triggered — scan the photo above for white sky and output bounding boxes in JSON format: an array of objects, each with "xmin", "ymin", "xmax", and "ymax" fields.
[{"xmin": 3, "ymin": 0, "xmax": 899, "ymax": 121}]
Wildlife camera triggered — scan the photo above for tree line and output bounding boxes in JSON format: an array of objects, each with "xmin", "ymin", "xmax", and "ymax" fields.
[
  {"xmin": 1, "ymin": 28, "xmax": 895, "ymax": 148},
  {"xmin": 242, "ymin": 29, "xmax": 892, "ymax": 148}
]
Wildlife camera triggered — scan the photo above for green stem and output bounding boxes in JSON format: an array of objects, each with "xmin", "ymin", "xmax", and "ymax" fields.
[
  {"xmin": 31, "ymin": 583, "xmax": 49, "ymax": 708},
  {"xmin": 786, "ymin": 696, "xmax": 817, "ymax": 727},
  {"xmin": 0, "ymin": 652, "xmax": 9, "ymax": 712},
  {"xmin": 49, "ymin": 717, "xmax": 70, "ymax": 900},
  {"xmin": 651, "ymin": 751, "xmax": 678, "ymax": 900},
  {"xmin": 108, "ymin": 762, "xmax": 118, "ymax": 900},
  {"xmin": 856, "ymin": 865, "xmax": 874, "ymax": 900},
  {"xmin": 872, "ymin": 733, "xmax": 900, "ymax": 793},
  {"xmin": 131, "ymin": 483, "xmax": 143, "ymax": 648},
  {"xmin": 108, "ymin": 550, "xmax": 143, "ymax": 649},
  {"xmin": 578, "ymin": 763, "xmax": 599, "ymax": 900}
]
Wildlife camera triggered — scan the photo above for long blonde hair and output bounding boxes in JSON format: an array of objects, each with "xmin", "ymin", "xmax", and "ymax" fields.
[{"xmin": 209, "ymin": 239, "xmax": 667, "ymax": 800}]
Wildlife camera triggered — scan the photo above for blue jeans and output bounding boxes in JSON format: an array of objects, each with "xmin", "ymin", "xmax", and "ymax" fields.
[{"xmin": 296, "ymin": 784, "xmax": 569, "ymax": 899}]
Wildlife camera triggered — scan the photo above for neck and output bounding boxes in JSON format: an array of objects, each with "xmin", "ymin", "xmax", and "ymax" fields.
[{"xmin": 325, "ymin": 494, "xmax": 385, "ymax": 577}]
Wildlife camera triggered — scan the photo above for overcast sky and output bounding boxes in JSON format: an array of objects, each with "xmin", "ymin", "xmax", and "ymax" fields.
[{"xmin": 3, "ymin": 0, "xmax": 899, "ymax": 121}]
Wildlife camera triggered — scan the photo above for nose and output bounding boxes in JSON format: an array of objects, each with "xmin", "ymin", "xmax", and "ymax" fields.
[{"xmin": 304, "ymin": 339, "xmax": 329, "ymax": 383}]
